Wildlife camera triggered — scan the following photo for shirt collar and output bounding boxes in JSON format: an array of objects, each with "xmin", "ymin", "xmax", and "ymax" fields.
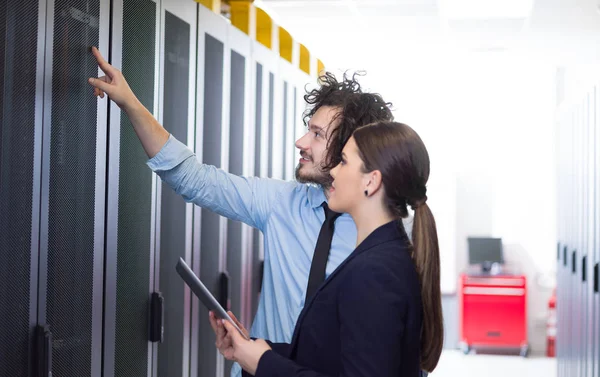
[{"xmin": 307, "ymin": 184, "xmax": 328, "ymax": 209}]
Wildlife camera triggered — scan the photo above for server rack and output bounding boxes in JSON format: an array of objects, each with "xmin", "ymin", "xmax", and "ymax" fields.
[
  {"xmin": 37, "ymin": 0, "xmax": 110, "ymax": 376},
  {"xmin": 594, "ymin": 85, "xmax": 600, "ymax": 377},
  {"xmin": 248, "ymin": 38, "xmax": 277, "ymax": 323},
  {"xmin": 225, "ymin": 21, "xmax": 254, "ymax": 377},
  {"xmin": 154, "ymin": 1, "xmax": 197, "ymax": 377},
  {"xmin": 584, "ymin": 92, "xmax": 594, "ymax": 377},
  {"xmin": 0, "ymin": 0, "xmax": 46, "ymax": 375},
  {"xmin": 557, "ymin": 83, "xmax": 600, "ymax": 377},
  {"xmin": 278, "ymin": 59, "xmax": 293, "ymax": 182},
  {"xmin": 103, "ymin": 1, "xmax": 160, "ymax": 377},
  {"xmin": 1, "ymin": 2, "xmax": 319, "ymax": 377},
  {"xmin": 193, "ymin": 5, "xmax": 229, "ymax": 377}
]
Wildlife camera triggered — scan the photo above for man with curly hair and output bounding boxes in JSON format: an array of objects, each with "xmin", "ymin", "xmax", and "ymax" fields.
[{"xmin": 88, "ymin": 47, "xmax": 394, "ymax": 376}]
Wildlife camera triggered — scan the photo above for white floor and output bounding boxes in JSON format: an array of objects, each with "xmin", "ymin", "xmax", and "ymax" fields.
[{"xmin": 432, "ymin": 350, "xmax": 557, "ymax": 377}]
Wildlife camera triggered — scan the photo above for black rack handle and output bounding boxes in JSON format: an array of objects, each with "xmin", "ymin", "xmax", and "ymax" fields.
[
  {"xmin": 149, "ymin": 292, "xmax": 164, "ymax": 342},
  {"xmin": 594, "ymin": 263, "xmax": 599, "ymax": 293},
  {"xmin": 219, "ymin": 272, "xmax": 230, "ymax": 311}
]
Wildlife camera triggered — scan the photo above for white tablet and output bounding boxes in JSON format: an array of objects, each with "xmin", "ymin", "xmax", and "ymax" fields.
[{"xmin": 175, "ymin": 257, "xmax": 250, "ymax": 340}]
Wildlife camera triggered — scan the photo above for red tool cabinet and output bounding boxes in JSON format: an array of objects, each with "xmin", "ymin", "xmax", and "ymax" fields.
[{"xmin": 458, "ymin": 273, "xmax": 528, "ymax": 356}]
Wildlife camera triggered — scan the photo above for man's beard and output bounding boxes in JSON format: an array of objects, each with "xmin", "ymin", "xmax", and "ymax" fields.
[{"xmin": 295, "ymin": 163, "xmax": 332, "ymax": 188}]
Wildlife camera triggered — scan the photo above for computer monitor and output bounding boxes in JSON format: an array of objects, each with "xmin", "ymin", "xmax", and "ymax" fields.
[{"xmin": 468, "ymin": 237, "xmax": 504, "ymax": 265}]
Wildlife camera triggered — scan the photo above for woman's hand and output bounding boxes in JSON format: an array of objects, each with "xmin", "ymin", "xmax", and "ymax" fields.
[
  {"xmin": 88, "ymin": 47, "xmax": 140, "ymax": 111},
  {"xmin": 209, "ymin": 311, "xmax": 249, "ymax": 359},
  {"xmin": 209, "ymin": 311, "xmax": 271, "ymax": 376}
]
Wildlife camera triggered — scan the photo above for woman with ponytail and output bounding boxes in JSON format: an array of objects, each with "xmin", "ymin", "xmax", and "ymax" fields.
[{"xmin": 211, "ymin": 121, "xmax": 444, "ymax": 377}]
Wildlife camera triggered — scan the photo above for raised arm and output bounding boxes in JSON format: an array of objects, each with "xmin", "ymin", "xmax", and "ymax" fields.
[
  {"xmin": 88, "ymin": 47, "xmax": 286, "ymax": 230},
  {"xmin": 148, "ymin": 135, "xmax": 287, "ymax": 230}
]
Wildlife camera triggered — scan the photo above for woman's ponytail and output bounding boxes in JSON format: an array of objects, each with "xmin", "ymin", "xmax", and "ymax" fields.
[{"xmin": 411, "ymin": 202, "xmax": 444, "ymax": 373}]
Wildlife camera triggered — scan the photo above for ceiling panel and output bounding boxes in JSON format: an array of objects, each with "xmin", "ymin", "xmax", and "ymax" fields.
[{"xmin": 255, "ymin": 0, "xmax": 600, "ymax": 64}]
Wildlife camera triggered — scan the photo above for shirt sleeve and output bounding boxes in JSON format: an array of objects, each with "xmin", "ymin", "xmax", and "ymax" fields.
[{"xmin": 147, "ymin": 135, "xmax": 288, "ymax": 231}]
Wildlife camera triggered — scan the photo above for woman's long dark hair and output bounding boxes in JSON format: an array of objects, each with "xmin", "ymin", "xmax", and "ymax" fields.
[{"xmin": 353, "ymin": 121, "xmax": 443, "ymax": 372}]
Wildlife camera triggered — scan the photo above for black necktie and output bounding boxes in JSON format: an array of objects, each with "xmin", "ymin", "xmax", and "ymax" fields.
[{"xmin": 305, "ymin": 202, "xmax": 342, "ymax": 302}]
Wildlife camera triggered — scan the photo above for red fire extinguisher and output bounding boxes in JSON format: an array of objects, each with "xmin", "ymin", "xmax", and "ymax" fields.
[{"xmin": 546, "ymin": 289, "xmax": 556, "ymax": 357}]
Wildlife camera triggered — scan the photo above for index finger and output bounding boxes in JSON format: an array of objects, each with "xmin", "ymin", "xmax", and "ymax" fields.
[
  {"xmin": 91, "ymin": 46, "xmax": 116, "ymax": 76},
  {"xmin": 209, "ymin": 311, "xmax": 219, "ymax": 333}
]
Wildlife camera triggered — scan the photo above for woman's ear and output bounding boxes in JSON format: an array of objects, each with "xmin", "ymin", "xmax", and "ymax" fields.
[{"xmin": 364, "ymin": 170, "xmax": 383, "ymax": 197}]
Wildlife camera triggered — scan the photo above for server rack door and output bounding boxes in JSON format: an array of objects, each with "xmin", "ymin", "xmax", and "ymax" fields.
[
  {"xmin": 282, "ymin": 80, "xmax": 289, "ymax": 180},
  {"xmin": 558, "ymin": 117, "xmax": 565, "ymax": 377},
  {"xmin": 560, "ymin": 244, "xmax": 567, "ymax": 377},
  {"xmin": 557, "ymin": 115, "xmax": 564, "ymax": 377},
  {"xmin": 280, "ymin": 67, "xmax": 305, "ymax": 183},
  {"xmin": 555, "ymin": 114, "xmax": 565, "ymax": 377},
  {"xmin": 249, "ymin": 41, "xmax": 272, "ymax": 322},
  {"xmin": 572, "ymin": 105, "xmax": 581, "ymax": 377},
  {"xmin": 585, "ymin": 92, "xmax": 595, "ymax": 377},
  {"xmin": 295, "ymin": 73, "xmax": 309, "ymax": 146},
  {"xmin": 564, "ymin": 97, "xmax": 573, "ymax": 377},
  {"xmin": 565, "ymin": 112, "xmax": 572, "ymax": 377},
  {"xmin": 559, "ymin": 116, "xmax": 567, "ymax": 377},
  {"xmin": 293, "ymin": 85, "xmax": 299, "ymax": 149},
  {"xmin": 575, "ymin": 101, "xmax": 587, "ymax": 376},
  {"xmin": 244, "ymin": 41, "xmax": 277, "ymax": 361},
  {"xmin": 575, "ymin": 98, "xmax": 581, "ymax": 377},
  {"xmin": 293, "ymin": 84, "xmax": 301, "ymax": 180},
  {"xmin": 37, "ymin": 0, "xmax": 110, "ymax": 376},
  {"xmin": 270, "ymin": 61, "xmax": 286, "ymax": 181},
  {"xmin": 591, "ymin": 85, "xmax": 600, "ymax": 376},
  {"xmin": 251, "ymin": 60, "xmax": 264, "ymax": 320},
  {"xmin": 556, "ymin": 122, "xmax": 560, "ymax": 376},
  {"xmin": 267, "ymin": 71, "xmax": 276, "ymax": 178},
  {"xmin": 0, "ymin": 0, "xmax": 45, "ymax": 375},
  {"xmin": 155, "ymin": 1, "xmax": 197, "ymax": 377},
  {"xmin": 590, "ymin": 88, "xmax": 598, "ymax": 377},
  {"xmin": 577, "ymin": 99, "xmax": 586, "ymax": 377},
  {"xmin": 283, "ymin": 76, "xmax": 295, "ymax": 182},
  {"xmin": 224, "ymin": 24, "xmax": 252, "ymax": 377},
  {"xmin": 567, "ymin": 110, "xmax": 575, "ymax": 377},
  {"xmin": 289, "ymin": 70, "xmax": 310, "ymax": 179},
  {"xmin": 103, "ymin": 1, "xmax": 159, "ymax": 377},
  {"xmin": 193, "ymin": 6, "xmax": 228, "ymax": 377}
]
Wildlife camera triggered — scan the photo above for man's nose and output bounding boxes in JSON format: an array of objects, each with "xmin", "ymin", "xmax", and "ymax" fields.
[{"xmin": 295, "ymin": 133, "xmax": 310, "ymax": 150}]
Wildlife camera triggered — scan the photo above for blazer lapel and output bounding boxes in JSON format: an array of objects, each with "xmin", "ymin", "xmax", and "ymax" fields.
[{"xmin": 288, "ymin": 220, "xmax": 407, "ymax": 352}]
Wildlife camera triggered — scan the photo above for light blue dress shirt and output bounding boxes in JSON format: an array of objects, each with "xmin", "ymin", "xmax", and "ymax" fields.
[{"xmin": 147, "ymin": 135, "xmax": 358, "ymax": 377}]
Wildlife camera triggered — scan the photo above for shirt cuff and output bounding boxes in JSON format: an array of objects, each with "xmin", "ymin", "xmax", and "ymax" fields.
[{"xmin": 146, "ymin": 134, "xmax": 195, "ymax": 172}]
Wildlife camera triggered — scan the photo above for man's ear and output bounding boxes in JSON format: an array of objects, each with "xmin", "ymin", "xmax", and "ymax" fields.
[{"xmin": 364, "ymin": 170, "xmax": 383, "ymax": 196}]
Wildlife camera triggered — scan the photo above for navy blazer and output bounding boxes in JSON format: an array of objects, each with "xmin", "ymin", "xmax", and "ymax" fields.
[{"xmin": 249, "ymin": 220, "xmax": 423, "ymax": 377}]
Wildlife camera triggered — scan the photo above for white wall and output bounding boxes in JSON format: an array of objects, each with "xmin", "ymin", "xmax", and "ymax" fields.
[{"xmin": 330, "ymin": 53, "xmax": 558, "ymax": 352}]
